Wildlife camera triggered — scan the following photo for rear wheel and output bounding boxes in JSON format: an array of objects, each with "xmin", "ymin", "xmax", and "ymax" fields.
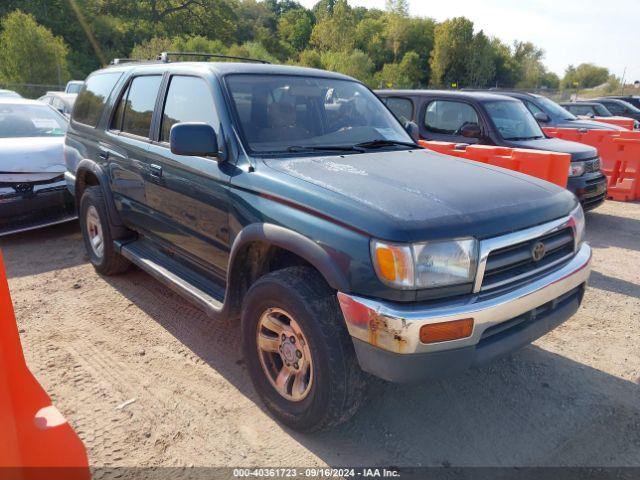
[
  {"xmin": 79, "ymin": 186, "xmax": 130, "ymax": 275},
  {"xmin": 241, "ymin": 266, "xmax": 367, "ymax": 432}
]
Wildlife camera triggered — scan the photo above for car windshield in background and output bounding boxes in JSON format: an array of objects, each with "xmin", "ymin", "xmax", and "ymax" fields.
[
  {"xmin": 537, "ymin": 96, "xmax": 576, "ymax": 120},
  {"xmin": 226, "ymin": 74, "xmax": 412, "ymax": 154},
  {"xmin": 485, "ymin": 100, "xmax": 544, "ymax": 140},
  {"xmin": 593, "ymin": 104, "xmax": 611, "ymax": 116},
  {"xmin": 0, "ymin": 104, "xmax": 67, "ymax": 138}
]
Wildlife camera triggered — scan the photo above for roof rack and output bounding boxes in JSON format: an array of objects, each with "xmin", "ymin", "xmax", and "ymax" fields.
[
  {"xmin": 109, "ymin": 58, "xmax": 142, "ymax": 65},
  {"xmin": 158, "ymin": 51, "xmax": 270, "ymax": 64}
]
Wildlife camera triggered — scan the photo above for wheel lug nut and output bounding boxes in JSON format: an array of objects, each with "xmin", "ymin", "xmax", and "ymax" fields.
[
  {"xmin": 296, "ymin": 350, "xmax": 302, "ymax": 358},
  {"xmin": 281, "ymin": 334, "xmax": 286, "ymax": 340},
  {"xmin": 290, "ymin": 336, "xmax": 296, "ymax": 343},
  {"xmin": 293, "ymin": 362, "xmax": 299, "ymax": 369}
]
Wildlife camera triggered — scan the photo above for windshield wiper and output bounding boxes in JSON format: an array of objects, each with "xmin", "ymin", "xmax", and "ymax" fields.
[
  {"xmin": 506, "ymin": 135, "xmax": 545, "ymax": 140},
  {"xmin": 354, "ymin": 139, "xmax": 419, "ymax": 149},
  {"xmin": 286, "ymin": 145, "xmax": 365, "ymax": 153}
]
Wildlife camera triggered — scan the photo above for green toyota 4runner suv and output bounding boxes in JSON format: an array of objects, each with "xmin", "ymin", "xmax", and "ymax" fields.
[{"xmin": 65, "ymin": 54, "xmax": 591, "ymax": 431}]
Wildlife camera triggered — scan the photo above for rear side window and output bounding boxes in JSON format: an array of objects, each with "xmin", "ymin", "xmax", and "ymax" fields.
[
  {"xmin": 567, "ymin": 104, "xmax": 593, "ymax": 116},
  {"xmin": 160, "ymin": 76, "xmax": 218, "ymax": 142},
  {"xmin": 603, "ymin": 102, "xmax": 624, "ymax": 115},
  {"xmin": 385, "ymin": 97, "xmax": 413, "ymax": 124},
  {"xmin": 525, "ymin": 101, "xmax": 544, "ymax": 116},
  {"xmin": 424, "ymin": 100, "xmax": 478, "ymax": 134},
  {"xmin": 117, "ymin": 75, "xmax": 162, "ymax": 138},
  {"xmin": 72, "ymin": 72, "xmax": 122, "ymax": 127}
]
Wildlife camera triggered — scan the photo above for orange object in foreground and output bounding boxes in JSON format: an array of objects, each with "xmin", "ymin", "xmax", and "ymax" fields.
[
  {"xmin": 0, "ymin": 250, "xmax": 89, "ymax": 480},
  {"xmin": 420, "ymin": 318, "xmax": 474, "ymax": 344},
  {"xmin": 419, "ymin": 140, "xmax": 570, "ymax": 188},
  {"xmin": 543, "ymin": 128, "xmax": 640, "ymax": 202}
]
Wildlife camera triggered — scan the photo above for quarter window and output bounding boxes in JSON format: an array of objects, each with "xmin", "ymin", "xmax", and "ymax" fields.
[
  {"xmin": 160, "ymin": 76, "xmax": 218, "ymax": 142},
  {"xmin": 72, "ymin": 72, "xmax": 122, "ymax": 127},
  {"xmin": 424, "ymin": 100, "xmax": 478, "ymax": 134},
  {"xmin": 120, "ymin": 75, "xmax": 162, "ymax": 138},
  {"xmin": 385, "ymin": 97, "xmax": 414, "ymax": 124}
]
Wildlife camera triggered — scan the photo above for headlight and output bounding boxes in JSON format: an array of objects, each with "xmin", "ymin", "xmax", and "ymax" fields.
[
  {"xmin": 634, "ymin": 120, "xmax": 639, "ymax": 130},
  {"xmin": 570, "ymin": 204, "xmax": 585, "ymax": 248},
  {"xmin": 569, "ymin": 162, "xmax": 585, "ymax": 177},
  {"xmin": 371, "ymin": 238, "xmax": 478, "ymax": 289}
]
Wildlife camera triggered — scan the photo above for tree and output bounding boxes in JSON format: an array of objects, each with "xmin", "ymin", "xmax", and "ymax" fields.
[
  {"xmin": 429, "ymin": 17, "xmax": 474, "ymax": 87},
  {"xmin": 467, "ymin": 31, "xmax": 495, "ymax": 87},
  {"xmin": 374, "ymin": 50, "xmax": 421, "ymax": 88},
  {"xmin": 310, "ymin": 0, "xmax": 355, "ymax": 51},
  {"xmin": 563, "ymin": 63, "xmax": 609, "ymax": 89},
  {"xmin": 278, "ymin": 8, "xmax": 313, "ymax": 52},
  {"xmin": 385, "ymin": 0, "xmax": 409, "ymax": 61},
  {"xmin": 320, "ymin": 49, "xmax": 374, "ymax": 85},
  {"xmin": 0, "ymin": 10, "xmax": 69, "ymax": 91},
  {"xmin": 513, "ymin": 41, "xmax": 546, "ymax": 88}
]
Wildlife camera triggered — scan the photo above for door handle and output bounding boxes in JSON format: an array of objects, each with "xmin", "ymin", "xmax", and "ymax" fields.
[{"xmin": 149, "ymin": 164, "xmax": 163, "ymax": 179}]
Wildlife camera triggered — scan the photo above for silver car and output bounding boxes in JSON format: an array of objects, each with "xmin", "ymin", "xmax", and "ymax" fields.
[{"xmin": 0, "ymin": 98, "xmax": 76, "ymax": 236}]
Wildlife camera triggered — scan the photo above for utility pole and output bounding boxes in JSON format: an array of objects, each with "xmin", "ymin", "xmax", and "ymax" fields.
[{"xmin": 621, "ymin": 67, "xmax": 627, "ymax": 96}]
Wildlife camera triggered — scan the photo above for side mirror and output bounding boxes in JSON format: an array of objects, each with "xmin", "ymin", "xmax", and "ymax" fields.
[
  {"xmin": 459, "ymin": 122, "xmax": 482, "ymax": 139},
  {"xmin": 404, "ymin": 121, "xmax": 420, "ymax": 142},
  {"xmin": 534, "ymin": 112, "xmax": 551, "ymax": 123},
  {"xmin": 170, "ymin": 122, "xmax": 219, "ymax": 158},
  {"xmin": 586, "ymin": 112, "xmax": 595, "ymax": 118}
]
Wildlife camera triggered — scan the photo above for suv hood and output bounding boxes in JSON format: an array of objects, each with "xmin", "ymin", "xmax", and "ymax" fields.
[
  {"xmin": 509, "ymin": 137, "xmax": 597, "ymax": 162},
  {"xmin": 0, "ymin": 136, "xmax": 65, "ymax": 182},
  {"xmin": 264, "ymin": 149, "xmax": 577, "ymax": 242},
  {"xmin": 556, "ymin": 119, "xmax": 625, "ymax": 131}
]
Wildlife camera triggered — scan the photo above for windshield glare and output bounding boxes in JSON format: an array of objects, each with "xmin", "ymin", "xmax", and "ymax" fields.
[
  {"xmin": 226, "ymin": 74, "xmax": 412, "ymax": 154},
  {"xmin": 0, "ymin": 104, "xmax": 67, "ymax": 138},
  {"xmin": 485, "ymin": 100, "xmax": 544, "ymax": 140},
  {"xmin": 537, "ymin": 96, "xmax": 577, "ymax": 120}
]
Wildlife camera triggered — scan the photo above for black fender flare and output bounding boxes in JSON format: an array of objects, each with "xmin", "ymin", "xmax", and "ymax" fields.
[
  {"xmin": 228, "ymin": 223, "xmax": 350, "ymax": 293},
  {"xmin": 75, "ymin": 159, "xmax": 124, "ymax": 228}
]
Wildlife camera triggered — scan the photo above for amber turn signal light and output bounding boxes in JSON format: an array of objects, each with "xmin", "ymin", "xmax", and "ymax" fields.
[{"xmin": 419, "ymin": 318, "xmax": 474, "ymax": 344}]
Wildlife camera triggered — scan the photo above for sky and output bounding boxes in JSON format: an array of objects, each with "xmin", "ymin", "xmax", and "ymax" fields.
[{"xmin": 298, "ymin": 0, "xmax": 640, "ymax": 84}]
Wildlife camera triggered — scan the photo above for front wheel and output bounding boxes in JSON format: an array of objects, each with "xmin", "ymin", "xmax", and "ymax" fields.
[
  {"xmin": 241, "ymin": 267, "xmax": 368, "ymax": 432},
  {"xmin": 79, "ymin": 186, "xmax": 130, "ymax": 276}
]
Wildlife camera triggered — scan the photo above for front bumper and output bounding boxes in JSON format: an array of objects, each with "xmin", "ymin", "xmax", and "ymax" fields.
[
  {"xmin": 568, "ymin": 172, "xmax": 607, "ymax": 211},
  {"xmin": 339, "ymin": 242, "xmax": 591, "ymax": 382},
  {"xmin": 0, "ymin": 179, "xmax": 77, "ymax": 237}
]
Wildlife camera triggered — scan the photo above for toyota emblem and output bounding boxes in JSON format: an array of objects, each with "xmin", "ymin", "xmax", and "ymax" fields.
[
  {"xmin": 531, "ymin": 241, "xmax": 546, "ymax": 262},
  {"xmin": 14, "ymin": 183, "xmax": 33, "ymax": 194}
]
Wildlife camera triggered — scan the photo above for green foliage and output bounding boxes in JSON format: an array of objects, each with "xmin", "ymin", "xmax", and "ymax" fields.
[
  {"xmin": 0, "ymin": 10, "xmax": 69, "ymax": 92},
  {"xmin": 563, "ymin": 63, "xmax": 610, "ymax": 89},
  {"xmin": 0, "ymin": 0, "xmax": 608, "ymax": 95}
]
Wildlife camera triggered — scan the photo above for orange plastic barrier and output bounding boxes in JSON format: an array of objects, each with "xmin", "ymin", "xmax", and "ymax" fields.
[
  {"xmin": 0, "ymin": 251, "xmax": 89, "ymax": 480},
  {"xmin": 419, "ymin": 140, "xmax": 570, "ymax": 187},
  {"xmin": 589, "ymin": 117, "xmax": 634, "ymax": 131},
  {"xmin": 543, "ymin": 128, "xmax": 640, "ymax": 201}
]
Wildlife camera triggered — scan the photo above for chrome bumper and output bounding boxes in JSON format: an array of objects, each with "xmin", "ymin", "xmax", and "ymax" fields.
[{"xmin": 339, "ymin": 242, "xmax": 591, "ymax": 355}]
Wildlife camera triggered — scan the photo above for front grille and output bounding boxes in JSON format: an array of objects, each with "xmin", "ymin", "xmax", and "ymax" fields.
[
  {"xmin": 481, "ymin": 227, "xmax": 575, "ymax": 291},
  {"xmin": 583, "ymin": 158, "xmax": 601, "ymax": 174}
]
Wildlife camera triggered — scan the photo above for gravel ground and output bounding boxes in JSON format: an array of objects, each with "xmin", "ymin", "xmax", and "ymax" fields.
[{"xmin": 1, "ymin": 201, "xmax": 639, "ymax": 469}]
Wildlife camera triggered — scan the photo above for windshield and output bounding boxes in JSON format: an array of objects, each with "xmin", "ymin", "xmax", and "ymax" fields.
[
  {"xmin": 0, "ymin": 104, "xmax": 67, "ymax": 138},
  {"xmin": 593, "ymin": 104, "xmax": 611, "ymax": 116},
  {"xmin": 485, "ymin": 100, "xmax": 544, "ymax": 140},
  {"xmin": 66, "ymin": 83, "xmax": 83, "ymax": 94},
  {"xmin": 537, "ymin": 96, "xmax": 577, "ymax": 120},
  {"xmin": 226, "ymin": 74, "xmax": 412, "ymax": 154},
  {"xmin": 618, "ymin": 100, "xmax": 640, "ymax": 114}
]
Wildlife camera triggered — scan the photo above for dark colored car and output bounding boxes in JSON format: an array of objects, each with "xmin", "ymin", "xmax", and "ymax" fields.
[
  {"xmin": 560, "ymin": 101, "xmax": 639, "ymax": 130},
  {"xmin": 592, "ymin": 98, "xmax": 640, "ymax": 122},
  {"xmin": 0, "ymin": 98, "xmax": 76, "ymax": 236},
  {"xmin": 65, "ymin": 56, "xmax": 591, "ymax": 431},
  {"xmin": 605, "ymin": 95, "xmax": 640, "ymax": 109},
  {"xmin": 38, "ymin": 92, "xmax": 77, "ymax": 117},
  {"xmin": 376, "ymin": 90, "xmax": 607, "ymax": 211},
  {"xmin": 484, "ymin": 90, "xmax": 624, "ymax": 131}
]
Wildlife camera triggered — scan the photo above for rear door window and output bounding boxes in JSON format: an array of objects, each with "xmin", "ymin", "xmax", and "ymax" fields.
[
  {"xmin": 160, "ymin": 76, "xmax": 218, "ymax": 142},
  {"xmin": 385, "ymin": 97, "xmax": 414, "ymax": 124},
  {"xmin": 119, "ymin": 75, "xmax": 162, "ymax": 138},
  {"xmin": 424, "ymin": 100, "xmax": 478, "ymax": 134},
  {"xmin": 604, "ymin": 102, "xmax": 625, "ymax": 115},
  {"xmin": 72, "ymin": 72, "xmax": 122, "ymax": 127}
]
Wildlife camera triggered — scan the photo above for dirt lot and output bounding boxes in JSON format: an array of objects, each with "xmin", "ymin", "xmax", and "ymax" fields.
[{"xmin": 1, "ymin": 201, "xmax": 639, "ymax": 469}]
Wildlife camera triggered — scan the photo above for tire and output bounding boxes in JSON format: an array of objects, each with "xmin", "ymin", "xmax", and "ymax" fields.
[
  {"xmin": 79, "ymin": 186, "xmax": 130, "ymax": 276},
  {"xmin": 241, "ymin": 266, "xmax": 368, "ymax": 432}
]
